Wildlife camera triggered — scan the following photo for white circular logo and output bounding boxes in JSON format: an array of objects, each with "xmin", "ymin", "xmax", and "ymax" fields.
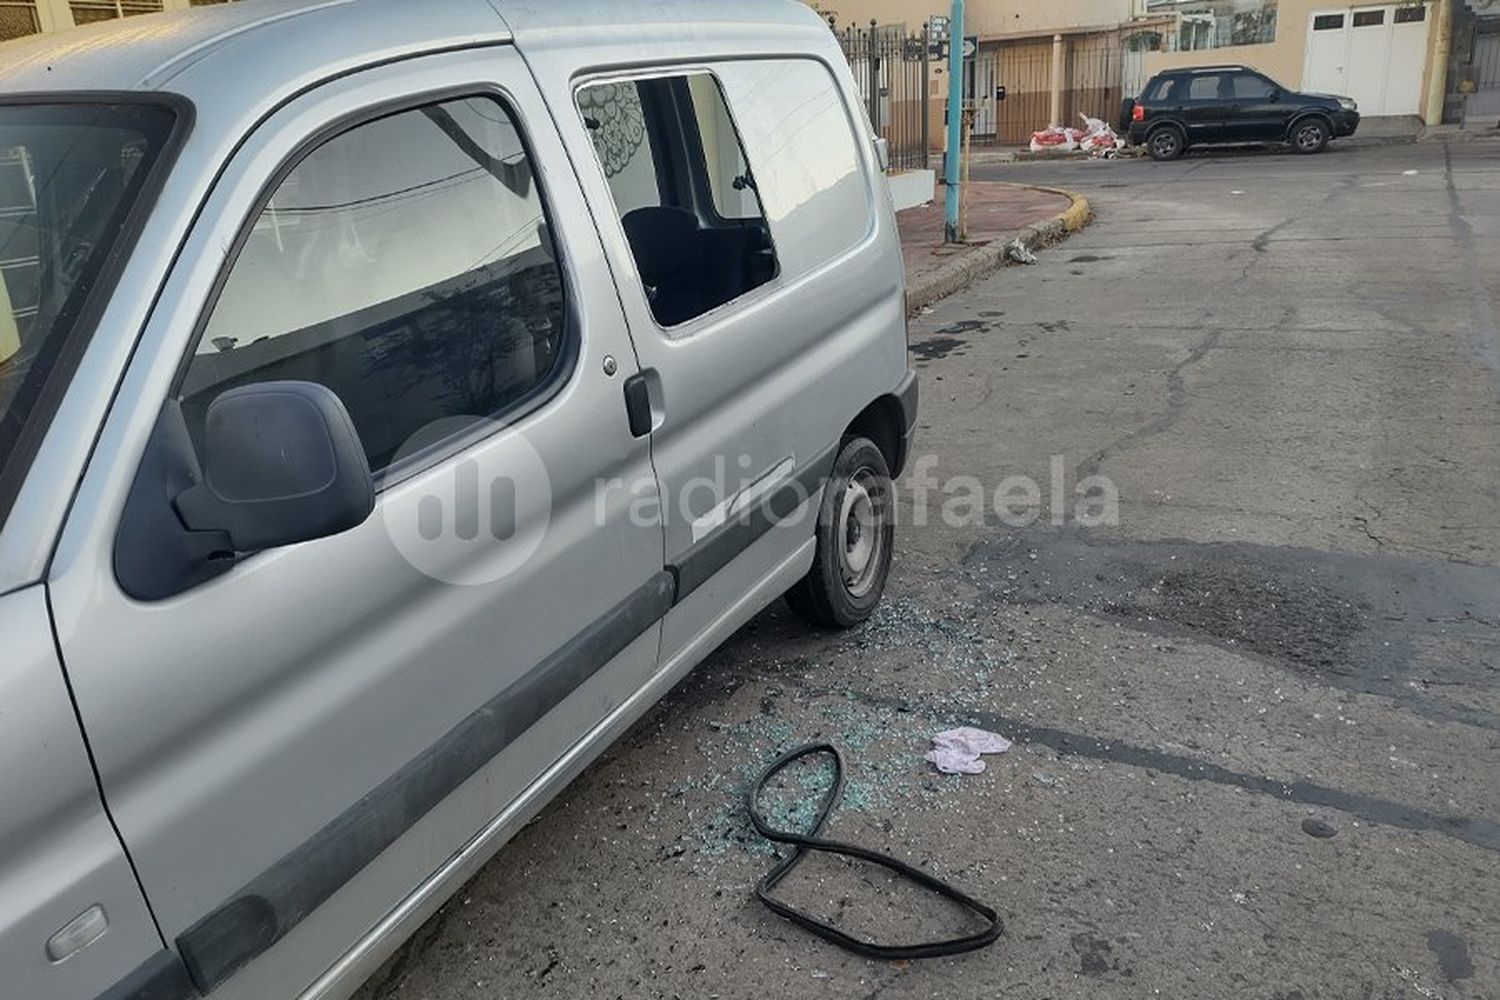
[{"xmin": 381, "ymin": 416, "xmax": 552, "ymax": 587}]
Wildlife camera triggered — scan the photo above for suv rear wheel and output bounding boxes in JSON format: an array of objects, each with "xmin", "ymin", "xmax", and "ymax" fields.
[
  {"xmin": 1291, "ymin": 118, "xmax": 1329, "ymax": 154},
  {"xmin": 1147, "ymin": 124, "xmax": 1185, "ymax": 161}
]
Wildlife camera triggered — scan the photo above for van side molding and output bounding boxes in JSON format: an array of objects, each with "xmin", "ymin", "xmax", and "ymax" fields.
[
  {"xmin": 668, "ymin": 442, "xmax": 836, "ymax": 602},
  {"xmin": 94, "ymin": 950, "xmax": 198, "ymax": 1000}
]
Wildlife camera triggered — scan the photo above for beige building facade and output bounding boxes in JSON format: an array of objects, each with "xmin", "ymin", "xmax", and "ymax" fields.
[
  {"xmin": 815, "ymin": 0, "xmax": 1457, "ymax": 138},
  {"xmin": 0, "ymin": 1, "xmax": 1461, "ymax": 131},
  {"xmin": 1141, "ymin": 0, "xmax": 1452, "ymax": 121},
  {"xmin": 0, "ymin": 0, "xmax": 228, "ymax": 39},
  {"xmin": 812, "ymin": 0, "xmax": 1141, "ymax": 36}
]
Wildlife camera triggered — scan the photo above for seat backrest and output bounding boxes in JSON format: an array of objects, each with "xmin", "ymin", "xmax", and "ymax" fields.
[
  {"xmin": 621, "ymin": 206, "xmax": 702, "ymax": 325},
  {"xmin": 621, "ymin": 206, "xmax": 699, "ymax": 286}
]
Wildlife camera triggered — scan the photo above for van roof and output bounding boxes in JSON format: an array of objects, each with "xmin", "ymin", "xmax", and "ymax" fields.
[{"xmin": 0, "ymin": 0, "xmax": 818, "ymax": 97}]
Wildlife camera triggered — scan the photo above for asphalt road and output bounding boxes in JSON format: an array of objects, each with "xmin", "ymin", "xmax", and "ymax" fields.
[{"xmin": 356, "ymin": 140, "xmax": 1500, "ymax": 1000}]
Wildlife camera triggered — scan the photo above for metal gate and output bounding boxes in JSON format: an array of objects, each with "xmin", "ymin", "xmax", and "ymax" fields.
[
  {"xmin": 972, "ymin": 34, "xmax": 1125, "ymax": 146},
  {"xmin": 1460, "ymin": 13, "xmax": 1500, "ymax": 125},
  {"xmin": 1474, "ymin": 21, "xmax": 1500, "ymax": 89},
  {"xmin": 837, "ymin": 23, "xmax": 932, "ymax": 171}
]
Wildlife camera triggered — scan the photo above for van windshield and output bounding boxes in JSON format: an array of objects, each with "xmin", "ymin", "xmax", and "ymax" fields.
[{"xmin": 0, "ymin": 101, "xmax": 177, "ymax": 514}]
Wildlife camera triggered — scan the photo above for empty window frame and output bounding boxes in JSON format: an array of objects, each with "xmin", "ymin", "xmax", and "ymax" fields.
[
  {"xmin": 710, "ymin": 58, "xmax": 873, "ymax": 281},
  {"xmin": 578, "ymin": 72, "xmax": 777, "ymax": 328}
]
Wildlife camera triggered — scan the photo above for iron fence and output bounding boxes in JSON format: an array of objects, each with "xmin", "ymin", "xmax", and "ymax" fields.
[
  {"xmin": 837, "ymin": 23, "xmax": 931, "ymax": 172},
  {"xmin": 966, "ymin": 33, "xmax": 1131, "ymax": 146},
  {"xmin": 1472, "ymin": 18, "xmax": 1500, "ymax": 92}
]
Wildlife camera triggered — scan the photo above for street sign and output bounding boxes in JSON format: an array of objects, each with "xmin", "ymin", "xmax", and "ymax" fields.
[
  {"xmin": 929, "ymin": 14, "xmax": 950, "ymax": 40},
  {"xmin": 962, "ymin": 35, "xmax": 978, "ymax": 59}
]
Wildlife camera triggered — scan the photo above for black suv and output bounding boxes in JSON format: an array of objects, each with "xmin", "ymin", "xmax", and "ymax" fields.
[{"xmin": 1125, "ymin": 65, "xmax": 1359, "ymax": 161}]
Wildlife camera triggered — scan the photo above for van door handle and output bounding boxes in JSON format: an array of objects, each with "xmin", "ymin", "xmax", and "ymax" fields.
[{"xmin": 623, "ymin": 370, "xmax": 654, "ymax": 438}]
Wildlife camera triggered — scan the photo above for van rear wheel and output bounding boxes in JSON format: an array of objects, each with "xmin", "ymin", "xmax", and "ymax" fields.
[{"xmin": 784, "ymin": 436, "xmax": 893, "ymax": 629}]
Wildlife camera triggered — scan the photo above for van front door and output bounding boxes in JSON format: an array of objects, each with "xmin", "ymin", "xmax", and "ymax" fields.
[{"xmin": 48, "ymin": 48, "xmax": 665, "ymax": 1000}]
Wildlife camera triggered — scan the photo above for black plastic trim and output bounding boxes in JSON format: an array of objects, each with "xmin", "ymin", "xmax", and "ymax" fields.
[
  {"xmin": 0, "ymin": 92, "xmax": 195, "ymax": 532},
  {"xmin": 622, "ymin": 372, "xmax": 652, "ymax": 438},
  {"xmin": 95, "ymin": 950, "xmax": 198, "ymax": 1000},
  {"xmin": 669, "ymin": 442, "xmax": 837, "ymax": 602},
  {"xmin": 892, "ymin": 368, "xmax": 919, "ymax": 477},
  {"xmin": 174, "ymin": 570, "xmax": 675, "ymax": 992}
]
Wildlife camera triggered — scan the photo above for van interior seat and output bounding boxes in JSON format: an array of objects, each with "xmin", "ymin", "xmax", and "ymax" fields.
[{"xmin": 621, "ymin": 205, "xmax": 703, "ymax": 325}]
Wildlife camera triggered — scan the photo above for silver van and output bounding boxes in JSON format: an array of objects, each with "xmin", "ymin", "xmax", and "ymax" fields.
[{"xmin": 0, "ymin": 1, "xmax": 915, "ymax": 998}]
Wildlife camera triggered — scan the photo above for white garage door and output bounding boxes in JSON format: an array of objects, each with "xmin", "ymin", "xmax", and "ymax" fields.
[{"xmin": 1304, "ymin": 5, "xmax": 1430, "ymax": 115}]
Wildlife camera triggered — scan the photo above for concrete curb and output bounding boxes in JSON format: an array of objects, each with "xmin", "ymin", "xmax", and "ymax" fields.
[{"xmin": 904, "ymin": 184, "xmax": 1092, "ymax": 316}]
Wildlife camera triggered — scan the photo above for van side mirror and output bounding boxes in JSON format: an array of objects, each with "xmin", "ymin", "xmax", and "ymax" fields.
[
  {"xmin": 1268, "ymin": 89, "xmax": 1281, "ymax": 102},
  {"xmin": 174, "ymin": 381, "xmax": 374, "ymax": 552}
]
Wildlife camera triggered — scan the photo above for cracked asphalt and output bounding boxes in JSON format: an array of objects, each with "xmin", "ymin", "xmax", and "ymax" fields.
[{"xmin": 356, "ymin": 140, "xmax": 1500, "ymax": 1000}]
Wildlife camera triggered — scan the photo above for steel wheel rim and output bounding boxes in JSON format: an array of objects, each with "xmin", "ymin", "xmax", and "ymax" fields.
[{"xmin": 837, "ymin": 467, "xmax": 885, "ymax": 599}]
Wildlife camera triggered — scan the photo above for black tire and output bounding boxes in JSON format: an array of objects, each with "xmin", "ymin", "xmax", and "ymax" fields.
[
  {"xmin": 784, "ymin": 436, "xmax": 894, "ymax": 629},
  {"xmin": 1291, "ymin": 117, "xmax": 1329, "ymax": 154},
  {"xmin": 1147, "ymin": 124, "xmax": 1185, "ymax": 161}
]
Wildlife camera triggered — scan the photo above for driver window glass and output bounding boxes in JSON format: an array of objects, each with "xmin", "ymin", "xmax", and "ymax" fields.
[
  {"xmin": 1231, "ymin": 73, "xmax": 1275, "ymax": 99},
  {"xmin": 183, "ymin": 96, "xmax": 566, "ymax": 473}
]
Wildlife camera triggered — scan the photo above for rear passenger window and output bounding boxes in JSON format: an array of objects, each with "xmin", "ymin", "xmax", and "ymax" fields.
[
  {"xmin": 182, "ymin": 97, "xmax": 566, "ymax": 474},
  {"xmin": 1187, "ymin": 74, "xmax": 1222, "ymax": 100},
  {"xmin": 1144, "ymin": 76, "xmax": 1175, "ymax": 101},
  {"xmin": 578, "ymin": 73, "xmax": 776, "ymax": 327}
]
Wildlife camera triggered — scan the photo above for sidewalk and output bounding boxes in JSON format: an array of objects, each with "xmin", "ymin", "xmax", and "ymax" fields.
[{"xmin": 898, "ymin": 180, "xmax": 1090, "ymax": 314}]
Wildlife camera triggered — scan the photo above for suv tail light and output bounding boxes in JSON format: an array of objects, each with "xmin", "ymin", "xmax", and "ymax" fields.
[{"xmin": 1131, "ymin": 103, "xmax": 1145, "ymax": 122}]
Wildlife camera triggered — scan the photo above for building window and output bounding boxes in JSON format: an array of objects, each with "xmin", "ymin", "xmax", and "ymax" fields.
[
  {"xmin": 1393, "ymin": 5, "xmax": 1425, "ymax": 23},
  {"xmin": 68, "ymin": 0, "xmax": 163, "ymax": 25},
  {"xmin": 1352, "ymin": 9, "xmax": 1385, "ymax": 27},
  {"xmin": 0, "ymin": 0, "xmax": 40, "ymax": 40},
  {"xmin": 1148, "ymin": 0, "xmax": 1278, "ymax": 50},
  {"xmin": 1313, "ymin": 13, "xmax": 1345, "ymax": 30}
]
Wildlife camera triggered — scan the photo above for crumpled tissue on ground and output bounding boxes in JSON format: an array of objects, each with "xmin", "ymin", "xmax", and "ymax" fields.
[{"xmin": 924, "ymin": 726, "xmax": 1013, "ymax": 775}]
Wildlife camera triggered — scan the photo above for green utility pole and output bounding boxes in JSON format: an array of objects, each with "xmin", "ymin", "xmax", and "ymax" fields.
[{"xmin": 944, "ymin": 0, "xmax": 964, "ymax": 243}]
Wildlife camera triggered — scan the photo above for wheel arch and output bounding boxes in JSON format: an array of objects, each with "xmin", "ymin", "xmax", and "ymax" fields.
[
  {"xmin": 1146, "ymin": 118, "xmax": 1187, "ymax": 141},
  {"xmin": 846, "ymin": 395, "xmax": 905, "ymax": 478}
]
